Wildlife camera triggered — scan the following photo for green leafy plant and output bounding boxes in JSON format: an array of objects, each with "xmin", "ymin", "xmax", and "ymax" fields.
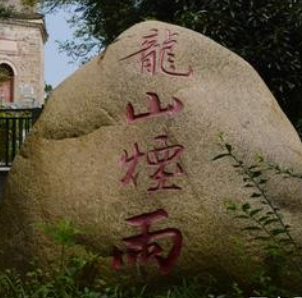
[
  {"xmin": 0, "ymin": 219, "xmax": 230, "ymax": 298},
  {"xmin": 1, "ymin": 216, "xmax": 301, "ymax": 297},
  {"xmin": 38, "ymin": 219, "xmax": 84, "ymax": 271},
  {"xmin": 213, "ymin": 134, "xmax": 302, "ymax": 293}
]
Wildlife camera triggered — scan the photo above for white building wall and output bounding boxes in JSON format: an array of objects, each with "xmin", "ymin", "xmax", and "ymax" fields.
[{"xmin": 0, "ymin": 19, "xmax": 45, "ymax": 106}]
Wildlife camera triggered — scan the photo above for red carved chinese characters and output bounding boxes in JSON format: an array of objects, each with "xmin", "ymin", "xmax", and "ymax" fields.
[
  {"xmin": 121, "ymin": 28, "xmax": 193, "ymax": 77},
  {"xmin": 114, "ymin": 27, "xmax": 190, "ymax": 275},
  {"xmin": 160, "ymin": 29, "xmax": 193, "ymax": 77},
  {"xmin": 120, "ymin": 136, "xmax": 184, "ymax": 192},
  {"xmin": 112, "ymin": 209, "xmax": 183, "ymax": 274},
  {"xmin": 120, "ymin": 143, "xmax": 145, "ymax": 187},
  {"xmin": 147, "ymin": 135, "xmax": 184, "ymax": 193},
  {"xmin": 126, "ymin": 92, "xmax": 184, "ymax": 123}
]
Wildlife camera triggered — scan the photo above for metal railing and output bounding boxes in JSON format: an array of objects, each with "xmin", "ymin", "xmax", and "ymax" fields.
[{"xmin": 0, "ymin": 108, "xmax": 42, "ymax": 169}]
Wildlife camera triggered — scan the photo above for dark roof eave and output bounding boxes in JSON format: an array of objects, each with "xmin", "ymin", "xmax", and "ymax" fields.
[{"xmin": 0, "ymin": 11, "xmax": 44, "ymax": 20}]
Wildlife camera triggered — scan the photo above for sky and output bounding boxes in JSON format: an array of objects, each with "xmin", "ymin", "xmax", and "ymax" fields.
[{"xmin": 44, "ymin": 10, "xmax": 81, "ymax": 89}]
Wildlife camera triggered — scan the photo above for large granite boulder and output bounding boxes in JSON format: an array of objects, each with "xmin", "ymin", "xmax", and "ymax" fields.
[{"xmin": 1, "ymin": 20, "xmax": 302, "ymax": 286}]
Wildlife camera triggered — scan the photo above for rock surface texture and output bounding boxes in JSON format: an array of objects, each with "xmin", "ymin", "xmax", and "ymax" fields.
[{"xmin": 1, "ymin": 21, "xmax": 302, "ymax": 285}]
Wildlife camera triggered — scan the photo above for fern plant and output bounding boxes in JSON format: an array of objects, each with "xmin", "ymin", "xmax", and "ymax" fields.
[{"xmin": 213, "ymin": 135, "xmax": 302, "ymax": 286}]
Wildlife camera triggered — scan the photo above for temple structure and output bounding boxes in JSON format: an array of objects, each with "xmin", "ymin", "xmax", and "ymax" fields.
[{"xmin": 0, "ymin": 0, "xmax": 47, "ymax": 108}]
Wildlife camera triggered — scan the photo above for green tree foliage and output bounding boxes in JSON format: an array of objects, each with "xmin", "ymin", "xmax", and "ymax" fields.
[
  {"xmin": 44, "ymin": 83, "xmax": 53, "ymax": 101},
  {"xmin": 31, "ymin": 0, "xmax": 302, "ymax": 125},
  {"xmin": 0, "ymin": 4, "xmax": 14, "ymax": 18},
  {"xmin": 0, "ymin": 2, "xmax": 33, "ymax": 18}
]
